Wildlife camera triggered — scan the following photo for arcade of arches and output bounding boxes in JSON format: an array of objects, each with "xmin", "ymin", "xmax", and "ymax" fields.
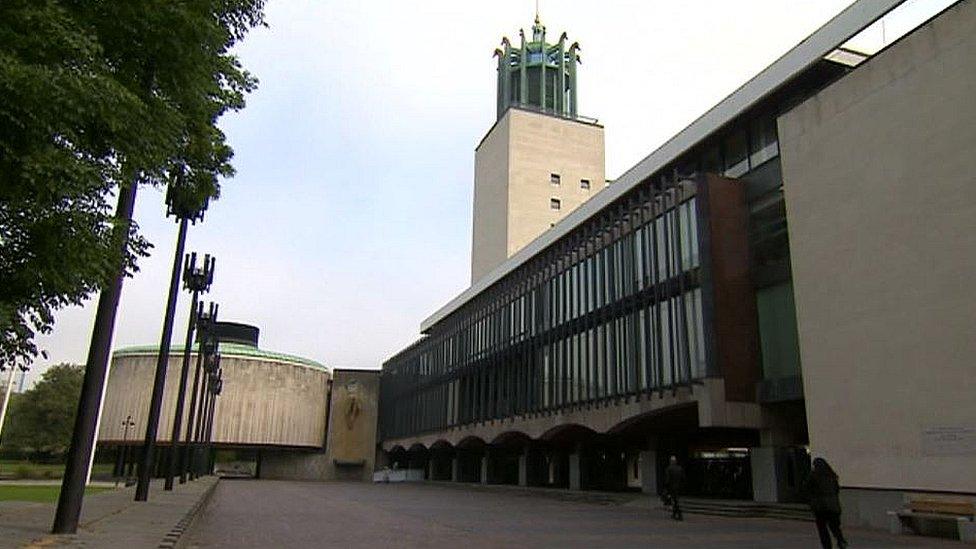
[{"xmin": 382, "ymin": 400, "xmax": 809, "ymax": 500}]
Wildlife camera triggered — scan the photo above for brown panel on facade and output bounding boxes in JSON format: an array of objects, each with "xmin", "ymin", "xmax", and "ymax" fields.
[{"xmin": 700, "ymin": 174, "xmax": 760, "ymax": 401}]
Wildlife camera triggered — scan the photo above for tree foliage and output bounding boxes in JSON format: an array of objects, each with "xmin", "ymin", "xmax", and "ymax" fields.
[
  {"xmin": 0, "ymin": 1, "xmax": 266, "ymax": 367},
  {"xmin": 1, "ymin": 364, "xmax": 84, "ymax": 457}
]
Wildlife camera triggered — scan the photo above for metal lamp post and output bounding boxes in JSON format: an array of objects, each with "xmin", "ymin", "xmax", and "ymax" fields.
[
  {"xmin": 182, "ymin": 301, "xmax": 215, "ymax": 482},
  {"xmin": 165, "ymin": 254, "xmax": 214, "ymax": 490},
  {"xmin": 204, "ymin": 367, "xmax": 223, "ymax": 475},
  {"xmin": 135, "ymin": 182, "xmax": 209, "ymax": 502},
  {"xmin": 115, "ymin": 415, "xmax": 135, "ymax": 488},
  {"xmin": 53, "ymin": 180, "xmax": 138, "ymax": 534},
  {"xmin": 199, "ymin": 357, "xmax": 221, "ymax": 476},
  {"xmin": 196, "ymin": 354, "xmax": 219, "ymax": 477},
  {"xmin": 190, "ymin": 315, "xmax": 219, "ymax": 478}
]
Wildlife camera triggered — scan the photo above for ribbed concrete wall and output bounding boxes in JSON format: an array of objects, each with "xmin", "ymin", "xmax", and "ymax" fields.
[
  {"xmin": 97, "ymin": 351, "xmax": 330, "ymax": 448},
  {"xmin": 261, "ymin": 369, "xmax": 380, "ymax": 481}
]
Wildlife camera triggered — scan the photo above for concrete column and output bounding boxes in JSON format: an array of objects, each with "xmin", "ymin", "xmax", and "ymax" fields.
[
  {"xmin": 125, "ymin": 447, "xmax": 136, "ymax": 477},
  {"xmin": 480, "ymin": 455, "xmax": 490, "ymax": 485},
  {"xmin": 569, "ymin": 450, "xmax": 582, "ymax": 491},
  {"xmin": 255, "ymin": 449, "xmax": 263, "ymax": 480},
  {"xmin": 639, "ymin": 450, "xmax": 658, "ymax": 495},
  {"xmin": 751, "ymin": 446, "xmax": 779, "ymax": 502},
  {"xmin": 752, "ymin": 446, "xmax": 807, "ymax": 503},
  {"xmin": 518, "ymin": 453, "xmax": 528, "ymax": 487},
  {"xmin": 451, "ymin": 457, "xmax": 460, "ymax": 482}
]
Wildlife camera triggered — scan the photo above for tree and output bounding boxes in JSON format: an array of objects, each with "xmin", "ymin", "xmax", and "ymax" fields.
[
  {"xmin": 2, "ymin": 364, "xmax": 84, "ymax": 458},
  {"xmin": 0, "ymin": 1, "xmax": 265, "ymax": 368}
]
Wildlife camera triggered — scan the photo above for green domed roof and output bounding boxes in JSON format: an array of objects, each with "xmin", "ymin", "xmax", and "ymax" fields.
[{"xmin": 112, "ymin": 342, "xmax": 327, "ymax": 371}]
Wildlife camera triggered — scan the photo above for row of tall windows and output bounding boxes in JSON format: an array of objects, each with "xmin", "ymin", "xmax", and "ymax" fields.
[
  {"xmin": 381, "ymin": 182, "xmax": 710, "ymax": 439},
  {"xmin": 533, "ymin": 288, "xmax": 707, "ymax": 410}
]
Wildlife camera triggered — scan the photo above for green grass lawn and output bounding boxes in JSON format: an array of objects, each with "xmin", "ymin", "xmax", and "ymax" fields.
[
  {"xmin": 0, "ymin": 460, "xmax": 114, "ymax": 480},
  {"xmin": 0, "ymin": 485, "xmax": 112, "ymax": 503}
]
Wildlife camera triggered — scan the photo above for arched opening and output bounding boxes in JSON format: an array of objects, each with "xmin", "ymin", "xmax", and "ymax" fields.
[
  {"xmin": 406, "ymin": 443, "xmax": 430, "ymax": 478},
  {"xmin": 387, "ymin": 445, "xmax": 408, "ymax": 470},
  {"xmin": 487, "ymin": 432, "xmax": 532, "ymax": 486},
  {"xmin": 537, "ymin": 424, "xmax": 601, "ymax": 490},
  {"xmin": 607, "ymin": 403, "xmax": 760, "ymax": 499},
  {"xmin": 454, "ymin": 437, "xmax": 487, "ymax": 483},
  {"xmin": 428, "ymin": 440, "xmax": 455, "ymax": 481}
]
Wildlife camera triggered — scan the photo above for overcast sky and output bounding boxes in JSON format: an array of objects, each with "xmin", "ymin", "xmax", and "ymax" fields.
[{"xmin": 30, "ymin": 0, "xmax": 948, "ymax": 381}]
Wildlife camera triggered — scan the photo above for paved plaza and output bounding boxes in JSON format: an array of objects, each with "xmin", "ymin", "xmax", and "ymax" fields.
[
  {"xmin": 0, "ymin": 477, "xmax": 217, "ymax": 548},
  {"xmin": 185, "ymin": 480, "xmax": 963, "ymax": 548}
]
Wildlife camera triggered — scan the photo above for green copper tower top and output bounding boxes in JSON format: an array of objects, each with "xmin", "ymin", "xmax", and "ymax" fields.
[{"xmin": 494, "ymin": 12, "xmax": 580, "ymax": 121}]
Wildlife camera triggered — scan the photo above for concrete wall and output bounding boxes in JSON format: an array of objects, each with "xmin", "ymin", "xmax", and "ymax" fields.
[
  {"xmin": 323, "ymin": 370, "xmax": 380, "ymax": 481},
  {"xmin": 471, "ymin": 113, "xmax": 511, "ymax": 283},
  {"xmin": 506, "ymin": 109, "xmax": 605, "ymax": 258},
  {"xmin": 260, "ymin": 451, "xmax": 331, "ymax": 481},
  {"xmin": 98, "ymin": 352, "xmax": 330, "ymax": 448},
  {"xmin": 779, "ymin": 0, "xmax": 976, "ymax": 494},
  {"xmin": 471, "ymin": 108, "xmax": 605, "ymax": 283}
]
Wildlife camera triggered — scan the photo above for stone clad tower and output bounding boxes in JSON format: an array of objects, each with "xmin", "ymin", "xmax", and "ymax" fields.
[{"xmin": 470, "ymin": 14, "xmax": 606, "ymax": 283}]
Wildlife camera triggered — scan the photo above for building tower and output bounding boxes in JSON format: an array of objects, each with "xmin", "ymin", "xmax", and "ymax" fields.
[{"xmin": 471, "ymin": 14, "xmax": 606, "ymax": 283}]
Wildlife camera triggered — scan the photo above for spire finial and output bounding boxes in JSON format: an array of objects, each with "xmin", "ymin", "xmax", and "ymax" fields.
[{"xmin": 531, "ymin": 0, "xmax": 544, "ymax": 41}]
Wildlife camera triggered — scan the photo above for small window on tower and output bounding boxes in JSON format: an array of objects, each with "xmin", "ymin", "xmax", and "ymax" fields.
[
  {"xmin": 550, "ymin": 173, "xmax": 561, "ymax": 186},
  {"xmin": 550, "ymin": 198, "xmax": 561, "ymax": 210},
  {"xmin": 580, "ymin": 179, "xmax": 591, "ymax": 190}
]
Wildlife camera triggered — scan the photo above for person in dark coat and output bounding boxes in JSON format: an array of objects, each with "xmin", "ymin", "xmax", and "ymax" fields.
[
  {"xmin": 664, "ymin": 455, "xmax": 685, "ymax": 521},
  {"xmin": 805, "ymin": 457, "xmax": 848, "ymax": 549}
]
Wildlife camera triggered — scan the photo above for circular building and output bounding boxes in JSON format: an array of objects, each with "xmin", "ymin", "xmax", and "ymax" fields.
[{"xmin": 96, "ymin": 322, "xmax": 330, "ymax": 475}]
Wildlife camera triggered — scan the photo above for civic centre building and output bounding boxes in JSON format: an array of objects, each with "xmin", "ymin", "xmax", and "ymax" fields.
[
  {"xmin": 97, "ymin": 321, "xmax": 380, "ymax": 482},
  {"xmin": 378, "ymin": 0, "xmax": 976, "ymax": 530}
]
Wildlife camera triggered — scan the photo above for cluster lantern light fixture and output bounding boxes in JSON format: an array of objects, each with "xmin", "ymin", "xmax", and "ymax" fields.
[
  {"xmin": 135, "ymin": 180, "xmax": 210, "ymax": 502},
  {"xmin": 164, "ymin": 253, "xmax": 215, "ymax": 490}
]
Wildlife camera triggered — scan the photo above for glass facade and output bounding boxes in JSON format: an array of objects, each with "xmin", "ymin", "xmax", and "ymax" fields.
[
  {"xmin": 382, "ymin": 180, "xmax": 711, "ymax": 439},
  {"xmin": 756, "ymin": 282, "xmax": 801, "ymax": 380}
]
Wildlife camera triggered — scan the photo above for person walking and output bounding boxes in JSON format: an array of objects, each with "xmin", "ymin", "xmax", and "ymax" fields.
[
  {"xmin": 664, "ymin": 455, "xmax": 685, "ymax": 521},
  {"xmin": 805, "ymin": 457, "xmax": 848, "ymax": 549}
]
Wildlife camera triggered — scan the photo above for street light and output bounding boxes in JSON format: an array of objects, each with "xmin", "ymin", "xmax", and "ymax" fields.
[
  {"xmin": 203, "ymin": 365, "xmax": 223, "ymax": 475},
  {"xmin": 189, "ymin": 306, "xmax": 219, "ymax": 479},
  {"xmin": 182, "ymin": 301, "xmax": 208, "ymax": 482},
  {"xmin": 115, "ymin": 415, "xmax": 135, "ymax": 488},
  {"xmin": 194, "ymin": 351, "xmax": 220, "ymax": 477},
  {"xmin": 165, "ymin": 253, "xmax": 214, "ymax": 490},
  {"xmin": 135, "ymin": 180, "xmax": 209, "ymax": 502},
  {"xmin": 53, "ymin": 178, "xmax": 138, "ymax": 535}
]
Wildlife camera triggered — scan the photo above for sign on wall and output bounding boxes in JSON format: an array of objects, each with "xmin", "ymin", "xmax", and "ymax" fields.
[{"xmin": 921, "ymin": 426, "xmax": 976, "ymax": 456}]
